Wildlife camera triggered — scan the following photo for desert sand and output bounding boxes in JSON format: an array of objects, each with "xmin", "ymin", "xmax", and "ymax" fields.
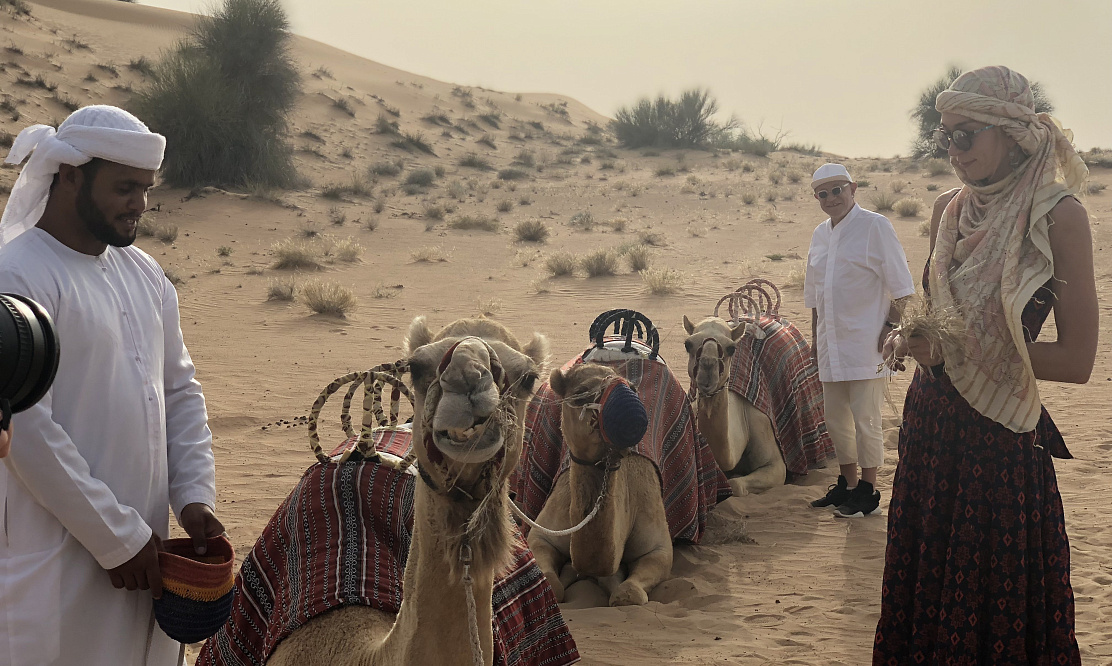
[{"xmin": 3, "ymin": 1, "xmax": 1111, "ymax": 663}]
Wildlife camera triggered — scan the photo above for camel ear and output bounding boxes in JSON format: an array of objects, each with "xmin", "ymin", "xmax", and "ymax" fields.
[
  {"xmin": 549, "ymin": 367, "xmax": 568, "ymax": 398},
  {"xmin": 404, "ymin": 316, "xmax": 434, "ymax": 355},
  {"xmin": 682, "ymin": 315, "xmax": 695, "ymax": 334},
  {"xmin": 522, "ymin": 333, "xmax": 550, "ymax": 369},
  {"xmin": 730, "ymin": 322, "xmax": 747, "ymax": 341}
]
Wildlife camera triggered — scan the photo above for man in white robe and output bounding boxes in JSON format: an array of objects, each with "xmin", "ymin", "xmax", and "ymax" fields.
[
  {"xmin": 0, "ymin": 106, "xmax": 222, "ymax": 665},
  {"xmin": 804, "ymin": 163, "xmax": 915, "ymax": 518}
]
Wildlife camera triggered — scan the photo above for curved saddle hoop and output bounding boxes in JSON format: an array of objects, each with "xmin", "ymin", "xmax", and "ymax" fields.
[{"xmin": 588, "ymin": 308, "xmax": 660, "ymax": 360}]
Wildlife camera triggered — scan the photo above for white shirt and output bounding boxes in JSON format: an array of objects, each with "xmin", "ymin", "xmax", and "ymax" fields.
[
  {"xmin": 0, "ymin": 229, "xmax": 215, "ymax": 665},
  {"xmin": 804, "ymin": 204, "xmax": 916, "ymax": 383}
]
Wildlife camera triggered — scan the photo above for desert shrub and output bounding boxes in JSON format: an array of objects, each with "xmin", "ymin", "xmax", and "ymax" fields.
[
  {"xmin": 518, "ymin": 194, "xmax": 533, "ymax": 206},
  {"xmin": 136, "ymin": 212, "xmax": 158, "ymax": 237},
  {"xmin": 608, "ymin": 217, "xmax": 628, "ymax": 232},
  {"xmin": 918, "ymin": 220, "xmax": 931, "ymax": 237},
  {"xmin": 925, "ymin": 158, "xmax": 950, "ymax": 177},
  {"xmin": 569, "ymin": 211, "xmax": 595, "ymax": 231},
  {"xmin": 890, "ymin": 181, "xmax": 906, "ymax": 194},
  {"xmin": 580, "ymin": 249, "xmax": 619, "ymax": 277},
  {"xmin": 784, "ymin": 263, "xmax": 806, "ymax": 289},
  {"xmin": 410, "ymin": 246, "xmax": 450, "ymax": 262},
  {"xmin": 495, "ymin": 199, "xmax": 513, "ymax": 213},
  {"xmin": 856, "ymin": 179, "xmax": 871, "ymax": 188},
  {"xmin": 128, "ymin": 56, "xmax": 154, "ymax": 76},
  {"xmin": 458, "ymin": 152, "xmax": 492, "ymax": 170},
  {"xmin": 768, "ymin": 170, "xmax": 783, "ymax": 185},
  {"xmin": 266, "ymin": 276, "xmax": 296, "ymax": 301},
  {"xmin": 477, "ymin": 133, "xmax": 496, "ymax": 149},
  {"xmin": 271, "ymin": 238, "xmax": 321, "ymax": 269},
  {"xmin": 625, "ymin": 244, "xmax": 652, "ymax": 272},
  {"xmin": 320, "ymin": 174, "xmax": 371, "ymax": 199},
  {"xmin": 642, "ymin": 267, "xmax": 683, "ymax": 295},
  {"xmin": 544, "ymin": 251, "xmax": 577, "ymax": 277},
  {"xmin": 869, "ymin": 191, "xmax": 897, "ymax": 212},
  {"xmin": 637, "ymin": 229, "xmax": 666, "ymax": 246},
  {"xmin": 132, "ymin": 0, "xmax": 301, "ymax": 188},
  {"xmin": 909, "ymin": 65, "xmax": 1053, "ymax": 157},
  {"xmin": 404, "ymin": 168, "xmax": 436, "ymax": 187},
  {"xmin": 497, "ymin": 167, "xmax": 528, "ymax": 181},
  {"xmin": 374, "ymin": 112, "xmax": 399, "ymax": 134},
  {"xmin": 391, "ymin": 131, "xmax": 435, "ymax": 155},
  {"xmin": 155, "ymin": 223, "xmax": 178, "ymax": 243},
  {"xmin": 894, "ymin": 198, "xmax": 924, "ymax": 217},
  {"xmin": 217, "ymin": 245, "xmax": 233, "ymax": 257},
  {"xmin": 448, "ymin": 214, "xmax": 499, "ymax": 231},
  {"xmin": 301, "ymin": 279, "xmax": 356, "ymax": 317},
  {"xmin": 422, "ymin": 202, "xmax": 446, "ymax": 220},
  {"xmin": 926, "ymin": 183, "xmax": 940, "ymax": 191},
  {"xmin": 369, "ymin": 159, "xmax": 402, "ymax": 176},
  {"xmin": 513, "ymin": 148, "xmax": 535, "ymax": 168},
  {"xmin": 1085, "ymin": 182, "xmax": 1106, "ymax": 195},
  {"xmin": 655, "ymin": 166, "xmax": 676, "ymax": 177},
  {"xmin": 513, "ymin": 219, "xmax": 550, "ymax": 243},
  {"xmin": 333, "ymin": 238, "xmax": 363, "ymax": 262},
  {"xmin": 741, "ymin": 191, "xmax": 757, "ymax": 205},
  {"xmin": 611, "ymin": 88, "xmax": 734, "ymax": 149},
  {"xmin": 447, "ymin": 179, "xmax": 467, "ymax": 200}
]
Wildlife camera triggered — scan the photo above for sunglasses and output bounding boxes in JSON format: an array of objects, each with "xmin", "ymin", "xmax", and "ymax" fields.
[
  {"xmin": 815, "ymin": 184, "xmax": 851, "ymax": 199},
  {"xmin": 933, "ymin": 124, "xmax": 996, "ymax": 152}
]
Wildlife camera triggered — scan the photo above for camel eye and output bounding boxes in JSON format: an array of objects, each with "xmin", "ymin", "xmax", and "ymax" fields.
[
  {"xmin": 684, "ymin": 339, "xmax": 693, "ymax": 353},
  {"xmin": 407, "ymin": 359, "xmax": 432, "ymax": 390},
  {"xmin": 520, "ymin": 372, "xmax": 537, "ymax": 393},
  {"xmin": 725, "ymin": 344, "xmax": 736, "ymax": 356}
]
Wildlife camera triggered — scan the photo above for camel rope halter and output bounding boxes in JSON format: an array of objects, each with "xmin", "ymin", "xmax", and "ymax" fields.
[{"xmin": 508, "ymin": 377, "xmax": 629, "ymax": 538}]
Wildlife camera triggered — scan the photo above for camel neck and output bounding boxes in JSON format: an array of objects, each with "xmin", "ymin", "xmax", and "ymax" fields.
[
  {"xmin": 697, "ymin": 389, "xmax": 742, "ymax": 474},
  {"xmin": 380, "ymin": 482, "xmax": 496, "ymax": 666}
]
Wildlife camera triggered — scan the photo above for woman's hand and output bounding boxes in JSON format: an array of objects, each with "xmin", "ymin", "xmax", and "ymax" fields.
[
  {"xmin": 882, "ymin": 331, "xmax": 908, "ymax": 371},
  {"xmin": 883, "ymin": 332, "xmax": 943, "ymax": 371},
  {"xmin": 906, "ymin": 334, "xmax": 943, "ymax": 368}
]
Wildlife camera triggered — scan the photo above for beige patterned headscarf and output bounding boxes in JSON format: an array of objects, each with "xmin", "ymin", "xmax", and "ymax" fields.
[{"xmin": 930, "ymin": 66, "xmax": 1088, "ymax": 433}]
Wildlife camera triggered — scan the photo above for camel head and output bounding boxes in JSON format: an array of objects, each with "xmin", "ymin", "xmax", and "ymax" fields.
[
  {"xmin": 550, "ymin": 363, "xmax": 648, "ymax": 466},
  {"xmin": 405, "ymin": 316, "xmax": 548, "ymax": 499},
  {"xmin": 682, "ymin": 315, "xmax": 746, "ymax": 398}
]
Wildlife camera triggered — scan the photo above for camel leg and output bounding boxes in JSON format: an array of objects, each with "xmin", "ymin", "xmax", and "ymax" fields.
[
  {"xmin": 609, "ymin": 544, "xmax": 672, "ymax": 607},
  {"xmin": 730, "ymin": 407, "xmax": 786, "ymax": 495}
]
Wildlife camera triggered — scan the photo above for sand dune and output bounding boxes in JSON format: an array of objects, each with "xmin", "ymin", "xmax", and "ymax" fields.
[{"xmin": 3, "ymin": 1, "xmax": 1112, "ymax": 663}]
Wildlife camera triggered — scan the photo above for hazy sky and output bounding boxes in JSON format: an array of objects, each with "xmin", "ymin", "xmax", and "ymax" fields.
[{"xmin": 142, "ymin": 0, "xmax": 1112, "ymax": 157}]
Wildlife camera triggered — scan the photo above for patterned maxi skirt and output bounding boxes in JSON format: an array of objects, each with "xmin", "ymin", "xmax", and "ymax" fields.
[{"xmin": 873, "ymin": 367, "xmax": 1081, "ymax": 665}]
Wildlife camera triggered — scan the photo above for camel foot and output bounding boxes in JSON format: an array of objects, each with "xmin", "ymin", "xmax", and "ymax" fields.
[
  {"xmin": 728, "ymin": 478, "xmax": 750, "ymax": 497},
  {"xmin": 542, "ymin": 571, "xmax": 566, "ymax": 602},
  {"xmin": 609, "ymin": 580, "xmax": 649, "ymax": 606}
]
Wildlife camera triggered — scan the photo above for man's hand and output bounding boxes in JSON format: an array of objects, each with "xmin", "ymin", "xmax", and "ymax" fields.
[
  {"xmin": 181, "ymin": 503, "xmax": 225, "ymax": 555},
  {"xmin": 882, "ymin": 331, "xmax": 908, "ymax": 372},
  {"xmin": 877, "ymin": 324, "xmax": 894, "ymax": 353},
  {"xmin": 108, "ymin": 534, "xmax": 162, "ymax": 599}
]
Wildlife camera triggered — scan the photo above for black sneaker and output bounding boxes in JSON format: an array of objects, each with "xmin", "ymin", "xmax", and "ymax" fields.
[
  {"xmin": 833, "ymin": 480, "xmax": 881, "ymax": 518},
  {"xmin": 810, "ymin": 475, "xmax": 851, "ymax": 508}
]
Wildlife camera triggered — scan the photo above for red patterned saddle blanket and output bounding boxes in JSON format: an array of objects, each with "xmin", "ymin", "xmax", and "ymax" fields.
[
  {"xmin": 196, "ymin": 427, "xmax": 580, "ymax": 665},
  {"xmin": 511, "ymin": 351, "xmax": 731, "ymax": 543}
]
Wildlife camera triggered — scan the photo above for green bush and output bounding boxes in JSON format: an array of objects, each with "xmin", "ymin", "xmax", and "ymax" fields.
[
  {"xmin": 132, "ymin": 0, "xmax": 301, "ymax": 188},
  {"xmin": 611, "ymin": 88, "xmax": 734, "ymax": 149}
]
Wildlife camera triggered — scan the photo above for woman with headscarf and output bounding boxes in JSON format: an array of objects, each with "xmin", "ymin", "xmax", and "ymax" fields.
[{"xmin": 874, "ymin": 66, "xmax": 1096, "ymax": 664}]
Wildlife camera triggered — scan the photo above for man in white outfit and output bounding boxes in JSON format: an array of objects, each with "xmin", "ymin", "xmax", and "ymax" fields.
[
  {"xmin": 804, "ymin": 163, "xmax": 915, "ymax": 518},
  {"xmin": 0, "ymin": 106, "xmax": 222, "ymax": 665}
]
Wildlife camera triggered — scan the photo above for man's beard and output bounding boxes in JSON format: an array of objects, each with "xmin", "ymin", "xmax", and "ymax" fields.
[{"xmin": 76, "ymin": 180, "xmax": 135, "ymax": 248}]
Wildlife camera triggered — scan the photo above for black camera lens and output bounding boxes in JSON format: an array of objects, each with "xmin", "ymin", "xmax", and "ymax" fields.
[{"xmin": 0, "ymin": 293, "xmax": 60, "ymax": 420}]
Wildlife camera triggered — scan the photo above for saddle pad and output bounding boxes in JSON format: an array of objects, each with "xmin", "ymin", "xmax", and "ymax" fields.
[
  {"xmin": 512, "ymin": 353, "xmax": 731, "ymax": 544},
  {"xmin": 728, "ymin": 315, "xmax": 835, "ymax": 476},
  {"xmin": 196, "ymin": 430, "xmax": 579, "ymax": 665}
]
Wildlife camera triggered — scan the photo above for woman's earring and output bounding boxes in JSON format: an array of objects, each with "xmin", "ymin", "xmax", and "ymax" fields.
[{"xmin": 1009, "ymin": 146, "xmax": 1025, "ymax": 170}]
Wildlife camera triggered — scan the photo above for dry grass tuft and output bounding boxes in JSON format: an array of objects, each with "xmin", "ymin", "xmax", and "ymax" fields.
[
  {"xmin": 448, "ymin": 214, "xmax": 500, "ymax": 232},
  {"xmin": 869, "ymin": 191, "xmax": 897, "ymax": 212},
  {"xmin": 925, "ymin": 158, "xmax": 951, "ymax": 177},
  {"xmin": 637, "ymin": 229, "xmax": 667, "ymax": 246},
  {"xmin": 544, "ymin": 251, "xmax": 578, "ymax": 277},
  {"xmin": 918, "ymin": 220, "xmax": 931, "ymax": 237},
  {"xmin": 784, "ymin": 262, "xmax": 806, "ymax": 289},
  {"xmin": 272, "ymin": 239, "xmax": 321, "ymax": 270},
  {"xmin": 894, "ymin": 197, "xmax": 924, "ymax": 217},
  {"xmin": 580, "ymin": 248, "xmax": 619, "ymax": 277},
  {"xmin": 410, "ymin": 246, "xmax": 450, "ymax": 263},
  {"xmin": 625, "ymin": 244, "xmax": 653, "ymax": 272},
  {"xmin": 642, "ymin": 267, "xmax": 684, "ymax": 295},
  {"xmin": 301, "ymin": 279, "xmax": 357, "ymax": 317},
  {"xmin": 266, "ymin": 276, "xmax": 297, "ymax": 301},
  {"xmin": 889, "ymin": 293, "xmax": 966, "ymax": 368},
  {"xmin": 155, "ymin": 223, "xmax": 178, "ymax": 244},
  {"xmin": 513, "ymin": 219, "xmax": 550, "ymax": 243},
  {"xmin": 333, "ymin": 238, "xmax": 364, "ymax": 263},
  {"xmin": 569, "ymin": 211, "xmax": 595, "ymax": 231}
]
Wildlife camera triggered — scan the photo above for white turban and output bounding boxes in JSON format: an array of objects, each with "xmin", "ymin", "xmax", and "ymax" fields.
[{"xmin": 0, "ymin": 105, "xmax": 166, "ymax": 246}]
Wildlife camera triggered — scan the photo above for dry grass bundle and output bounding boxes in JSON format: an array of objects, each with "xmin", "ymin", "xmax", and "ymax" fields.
[
  {"xmin": 271, "ymin": 238, "xmax": 321, "ymax": 270},
  {"xmin": 410, "ymin": 246, "xmax": 450, "ymax": 263},
  {"xmin": 624, "ymin": 244, "xmax": 653, "ymax": 272},
  {"xmin": 889, "ymin": 293, "xmax": 965, "ymax": 368},
  {"xmin": 642, "ymin": 267, "xmax": 684, "ymax": 295},
  {"xmin": 893, "ymin": 197, "xmax": 924, "ymax": 217},
  {"xmin": 333, "ymin": 238, "xmax": 364, "ymax": 263},
  {"xmin": 545, "ymin": 251, "xmax": 578, "ymax": 277},
  {"xmin": 266, "ymin": 276, "xmax": 297, "ymax": 301},
  {"xmin": 448, "ymin": 214, "xmax": 500, "ymax": 231},
  {"xmin": 513, "ymin": 219, "xmax": 550, "ymax": 243},
  {"xmin": 301, "ymin": 279, "xmax": 357, "ymax": 317},
  {"xmin": 581, "ymin": 249, "xmax": 619, "ymax": 277}
]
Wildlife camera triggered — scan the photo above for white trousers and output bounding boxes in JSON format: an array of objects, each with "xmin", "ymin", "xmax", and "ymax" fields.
[{"xmin": 821, "ymin": 378, "xmax": 886, "ymax": 470}]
